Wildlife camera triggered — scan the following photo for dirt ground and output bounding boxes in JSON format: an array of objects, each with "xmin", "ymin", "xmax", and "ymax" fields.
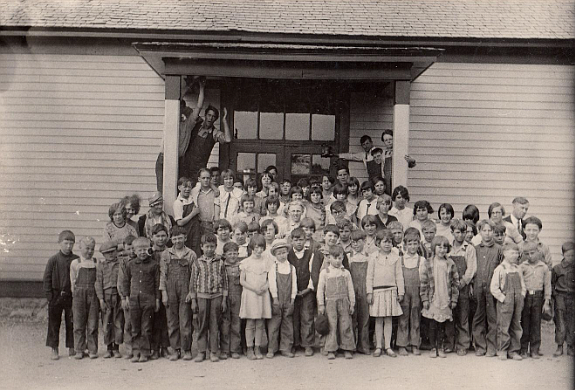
[{"xmin": 0, "ymin": 317, "xmax": 572, "ymax": 390}]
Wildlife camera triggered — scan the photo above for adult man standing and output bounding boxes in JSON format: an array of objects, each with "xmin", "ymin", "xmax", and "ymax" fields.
[
  {"xmin": 503, "ymin": 197, "xmax": 530, "ymax": 240},
  {"xmin": 155, "ymin": 77, "xmax": 232, "ymax": 190},
  {"xmin": 337, "ymin": 135, "xmax": 375, "ymax": 171},
  {"xmin": 180, "ymin": 78, "xmax": 232, "ymax": 182}
]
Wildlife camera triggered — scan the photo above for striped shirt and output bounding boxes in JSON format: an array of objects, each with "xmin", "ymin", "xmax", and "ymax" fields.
[{"xmin": 190, "ymin": 255, "xmax": 228, "ymax": 299}]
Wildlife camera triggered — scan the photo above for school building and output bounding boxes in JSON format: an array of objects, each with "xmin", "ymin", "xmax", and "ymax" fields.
[{"xmin": 0, "ymin": 0, "xmax": 574, "ymax": 296}]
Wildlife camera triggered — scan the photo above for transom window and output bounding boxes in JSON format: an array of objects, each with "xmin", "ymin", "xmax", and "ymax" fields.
[{"xmin": 232, "ymin": 80, "xmax": 336, "ymax": 142}]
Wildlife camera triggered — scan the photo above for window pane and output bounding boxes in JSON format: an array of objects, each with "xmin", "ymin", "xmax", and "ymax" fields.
[
  {"xmin": 234, "ymin": 111, "xmax": 258, "ymax": 139},
  {"xmin": 260, "ymin": 112, "xmax": 284, "ymax": 140},
  {"xmin": 237, "ymin": 153, "xmax": 256, "ymax": 172},
  {"xmin": 291, "ymin": 154, "xmax": 311, "ymax": 175},
  {"xmin": 312, "ymin": 154, "xmax": 331, "ymax": 175},
  {"xmin": 257, "ymin": 153, "xmax": 276, "ymax": 174},
  {"xmin": 285, "ymin": 113, "xmax": 310, "ymax": 141},
  {"xmin": 311, "ymin": 114, "xmax": 335, "ymax": 141}
]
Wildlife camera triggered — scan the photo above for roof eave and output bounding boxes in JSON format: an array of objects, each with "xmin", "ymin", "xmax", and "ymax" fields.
[
  {"xmin": 1, "ymin": 27, "xmax": 573, "ymax": 49},
  {"xmin": 133, "ymin": 42, "xmax": 443, "ymax": 81}
]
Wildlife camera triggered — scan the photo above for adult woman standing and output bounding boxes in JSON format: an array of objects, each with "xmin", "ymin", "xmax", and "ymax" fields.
[{"xmin": 103, "ymin": 202, "xmax": 139, "ymax": 245}]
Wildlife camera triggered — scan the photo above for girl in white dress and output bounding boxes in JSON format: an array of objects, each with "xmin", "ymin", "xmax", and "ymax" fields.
[
  {"xmin": 367, "ymin": 229, "xmax": 404, "ymax": 357},
  {"xmin": 239, "ymin": 234, "xmax": 272, "ymax": 360}
]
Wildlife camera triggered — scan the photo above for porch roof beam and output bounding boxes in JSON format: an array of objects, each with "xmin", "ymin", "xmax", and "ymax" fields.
[
  {"xmin": 133, "ymin": 42, "xmax": 442, "ymax": 81},
  {"xmin": 164, "ymin": 59, "xmax": 413, "ymax": 80}
]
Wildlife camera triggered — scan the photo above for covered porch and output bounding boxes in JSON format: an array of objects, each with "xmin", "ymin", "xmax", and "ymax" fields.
[{"xmin": 134, "ymin": 42, "xmax": 442, "ymax": 214}]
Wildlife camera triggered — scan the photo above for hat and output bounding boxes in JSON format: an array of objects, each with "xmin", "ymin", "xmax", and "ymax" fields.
[
  {"xmin": 270, "ymin": 239, "xmax": 290, "ymax": 255},
  {"xmin": 99, "ymin": 241, "xmax": 117, "ymax": 254},
  {"xmin": 148, "ymin": 192, "xmax": 163, "ymax": 206},
  {"xmin": 562, "ymin": 241, "xmax": 574, "ymax": 254},
  {"xmin": 58, "ymin": 230, "xmax": 75, "ymax": 243},
  {"xmin": 315, "ymin": 312, "xmax": 330, "ymax": 336}
]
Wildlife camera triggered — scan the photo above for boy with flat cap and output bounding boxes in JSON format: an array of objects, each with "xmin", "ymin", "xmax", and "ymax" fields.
[
  {"xmin": 267, "ymin": 239, "xmax": 297, "ymax": 358},
  {"xmin": 96, "ymin": 240, "xmax": 124, "ymax": 358}
]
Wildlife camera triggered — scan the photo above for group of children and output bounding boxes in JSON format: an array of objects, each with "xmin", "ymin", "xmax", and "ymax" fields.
[{"xmin": 43, "ymin": 165, "xmax": 574, "ymax": 363}]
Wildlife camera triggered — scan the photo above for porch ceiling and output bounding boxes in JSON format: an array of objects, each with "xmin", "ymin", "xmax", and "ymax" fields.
[{"xmin": 133, "ymin": 42, "xmax": 443, "ymax": 81}]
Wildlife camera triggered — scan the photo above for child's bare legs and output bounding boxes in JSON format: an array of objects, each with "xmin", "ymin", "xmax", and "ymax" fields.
[
  {"xmin": 374, "ymin": 317, "xmax": 384, "ymax": 356},
  {"xmin": 383, "ymin": 317, "xmax": 393, "ymax": 349},
  {"xmin": 382, "ymin": 317, "xmax": 397, "ymax": 357},
  {"xmin": 254, "ymin": 319, "xmax": 265, "ymax": 359},
  {"xmin": 245, "ymin": 319, "xmax": 261, "ymax": 360},
  {"xmin": 245, "ymin": 319, "xmax": 255, "ymax": 347}
]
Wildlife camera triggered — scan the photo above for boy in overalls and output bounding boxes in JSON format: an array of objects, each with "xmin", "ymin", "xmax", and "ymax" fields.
[
  {"xmin": 96, "ymin": 241, "xmax": 124, "ymax": 358},
  {"xmin": 397, "ymin": 228, "xmax": 423, "ymax": 356},
  {"xmin": 473, "ymin": 219, "xmax": 502, "ymax": 357},
  {"xmin": 70, "ymin": 237, "xmax": 99, "ymax": 359},
  {"xmin": 349, "ymin": 229, "xmax": 371, "ymax": 355},
  {"xmin": 117, "ymin": 234, "xmax": 136, "ymax": 359},
  {"xmin": 445, "ymin": 219, "xmax": 477, "ymax": 355},
  {"xmin": 317, "ymin": 245, "xmax": 356, "ymax": 359},
  {"xmin": 220, "ymin": 242, "xmax": 243, "ymax": 359},
  {"xmin": 490, "ymin": 242, "xmax": 526, "ymax": 360},
  {"xmin": 267, "ymin": 239, "xmax": 297, "ymax": 358},
  {"xmin": 173, "ymin": 176, "xmax": 201, "ymax": 257},
  {"xmin": 160, "ymin": 226, "xmax": 197, "ymax": 361}
]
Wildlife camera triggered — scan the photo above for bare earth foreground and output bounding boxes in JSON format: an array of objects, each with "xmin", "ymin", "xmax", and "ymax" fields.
[{"xmin": 0, "ymin": 320, "xmax": 572, "ymax": 390}]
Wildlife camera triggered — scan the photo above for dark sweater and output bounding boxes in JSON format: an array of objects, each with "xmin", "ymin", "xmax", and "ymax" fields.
[
  {"xmin": 552, "ymin": 260, "xmax": 575, "ymax": 295},
  {"xmin": 43, "ymin": 251, "xmax": 80, "ymax": 301},
  {"xmin": 375, "ymin": 214, "xmax": 398, "ymax": 231}
]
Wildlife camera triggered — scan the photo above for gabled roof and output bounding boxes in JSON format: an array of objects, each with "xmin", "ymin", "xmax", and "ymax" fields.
[{"xmin": 1, "ymin": 0, "xmax": 574, "ymax": 41}]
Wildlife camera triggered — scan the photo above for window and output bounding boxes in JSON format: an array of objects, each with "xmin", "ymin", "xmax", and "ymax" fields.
[
  {"xmin": 234, "ymin": 111, "xmax": 258, "ymax": 139},
  {"xmin": 236, "ymin": 152, "xmax": 278, "ymax": 181},
  {"xmin": 232, "ymin": 80, "xmax": 336, "ymax": 142}
]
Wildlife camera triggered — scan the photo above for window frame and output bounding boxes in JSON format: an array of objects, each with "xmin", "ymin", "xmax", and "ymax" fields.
[{"xmin": 223, "ymin": 79, "xmax": 350, "ymax": 182}]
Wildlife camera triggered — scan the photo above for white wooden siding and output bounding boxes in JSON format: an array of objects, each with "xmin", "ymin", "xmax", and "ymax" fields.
[
  {"xmin": 0, "ymin": 53, "xmax": 224, "ymax": 281},
  {"xmin": 349, "ymin": 62, "xmax": 574, "ymax": 264},
  {"xmin": 0, "ymin": 53, "xmax": 165, "ymax": 280},
  {"xmin": 410, "ymin": 62, "xmax": 574, "ymax": 263}
]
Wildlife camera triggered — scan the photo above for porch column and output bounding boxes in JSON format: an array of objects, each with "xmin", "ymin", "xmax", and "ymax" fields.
[
  {"xmin": 392, "ymin": 80, "xmax": 411, "ymax": 189},
  {"xmin": 163, "ymin": 75, "xmax": 181, "ymax": 215}
]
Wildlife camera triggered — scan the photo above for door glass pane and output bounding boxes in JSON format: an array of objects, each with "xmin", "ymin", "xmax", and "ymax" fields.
[
  {"xmin": 257, "ymin": 153, "xmax": 276, "ymax": 175},
  {"xmin": 260, "ymin": 112, "xmax": 284, "ymax": 140},
  {"xmin": 237, "ymin": 153, "xmax": 256, "ymax": 172},
  {"xmin": 234, "ymin": 111, "xmax": 258, "ymax": 139},
  {"xmin": 285, "ymin": 113, "xmax": 310, "ymax": 141},
  {"xmin": 311, "ymin": 154, "xmax": 331, "ymax": 175},
  {"xmin": 291, "ymin": 154, "xmax": 311, "ymax": 175},
  {"xmin": 311, "ymin": 114, "xmax": 335, "ymax": 141}
]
